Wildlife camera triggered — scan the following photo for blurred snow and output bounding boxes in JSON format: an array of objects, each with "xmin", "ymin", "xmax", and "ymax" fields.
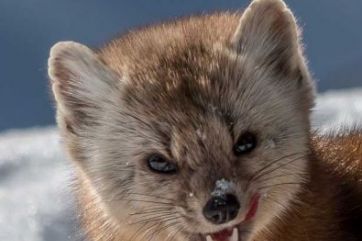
[
  {"xmin": 312, "ymin": 88, "xmax": 362, "ymax": 132},
  {"xmin": 0, "ymin": 89, "xmax": 361, "ymax": 241},
  {"xmin": 0, "ymin": 128, "xmax": 83, "ymax": 241}
]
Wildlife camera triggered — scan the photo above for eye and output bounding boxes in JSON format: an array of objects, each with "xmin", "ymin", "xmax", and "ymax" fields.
[
  {"xmin": 147, "ymin": 154, "xmax": 178, "ymax": 174},
  {"xmin": 233, "ymin": 132, "xmax": 257, "ymax": 156}
]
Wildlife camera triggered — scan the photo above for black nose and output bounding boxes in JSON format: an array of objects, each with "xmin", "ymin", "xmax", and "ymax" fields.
[{"xmin": 203, "ymin": 194, "xmax": 240, "ymax": 225}]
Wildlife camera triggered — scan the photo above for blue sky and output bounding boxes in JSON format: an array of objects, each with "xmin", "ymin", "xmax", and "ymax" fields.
[{"xmin": 1, "ymin": 0, "xmax": 362, "ymax": 131}]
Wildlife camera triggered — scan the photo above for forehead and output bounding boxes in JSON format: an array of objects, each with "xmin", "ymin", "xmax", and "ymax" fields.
[
  {"xmin": 108, "ymin": 40, "xmax": 284, "ymax": 133},
  {"xmin": 97, "ymin": 13, "xmax": 301, "ymax": 146},
  {"xmin": 122, "ymin": 46, "xmax": 242, "ymax": 135},
  {"xmin": 98, "ymin": 13, "xmax": 241, "ymax": 106}
]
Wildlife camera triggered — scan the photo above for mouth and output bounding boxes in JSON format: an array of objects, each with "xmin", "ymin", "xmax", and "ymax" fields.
[{"xmin": 204, "ymin": 194, "xmax": 260, "ymax": 241}]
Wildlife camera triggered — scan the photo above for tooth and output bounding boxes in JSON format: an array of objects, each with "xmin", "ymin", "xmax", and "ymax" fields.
[
  {"xmin": 230, "ymin": 228, "xmax": 238, "ymax": 241},
  {"xmin": 206, "ymin": 235, "xmax": 214, "ymax": 241}
]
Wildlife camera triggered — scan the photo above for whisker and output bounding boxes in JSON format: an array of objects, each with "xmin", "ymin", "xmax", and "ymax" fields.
[
  {"xmin": 121, "ymin": 199, "xmax": 176, "ymax": 206},
  {"xmin": 165, "ymin": 225, "xmax": 184, "ymax": 241},
  {"xmin": 127, "ymin": 192, "xmax": 176, "ymax": 203},
  {"xmin": 148, "ymin": 221, "xmax": 181, "ymax": 241},
  {"xmin": 244, "ymin": 152, "xmax": 303, "ymax": 191},
  {"xmin": 249, "ymin": 153, "xmax": 302, "ymax": 187},
  {"xmin": 256, "ymin": 172, "xmax": 304, "ymax": 184},
  {"xmin": 130, "ymin": 208, "xmax": 174, "ymax": 216},
  {"xmin": 141, "ymin": 222, "xmax": 163, "ymax": 241},
  {"xmin": 130, "ymin": 221, "xmax": 155, "ymax": 241},
  {"xmin": 258, "ymin": 182, "xmax": 302, "ymax": 191},
  {"xmin": 157, "ymin": 221, "xmax": 181, "ymax": 241},
  {"xmin": 251, "ymin": 153, "xmax": 302, "ymax": 181},
  {"xmin": 131, "ymin": 211, "xmax": 176, "ymax": 220},
  {"xmin": 129, "ymin": 212, "xmax": 178, "ymax": 223},
  {"xmin": 129, "ymin": 214, "xmax": 182, "ymax": 226},
  {"xmin": 252, "ymin": 155, "xmax": 304, "ymax": 183}
]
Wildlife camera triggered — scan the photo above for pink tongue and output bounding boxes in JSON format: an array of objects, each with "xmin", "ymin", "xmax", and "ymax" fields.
[{"xmin": 211, "ymin": 229, "xmax": 233, "ymax": 241}]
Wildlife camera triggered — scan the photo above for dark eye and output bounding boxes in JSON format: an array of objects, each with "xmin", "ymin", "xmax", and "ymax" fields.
[
  {"xmin": 233, "ymin": 132, "xmax": 257, "ymax": 156},
  {"xmin": 147, "ymin": 154, "xmax": 178, "ymax": 174}
]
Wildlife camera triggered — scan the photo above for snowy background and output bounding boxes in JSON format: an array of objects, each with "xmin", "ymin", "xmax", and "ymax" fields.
[{"xmin": 0, "ymin": 89, "xmax": 362, "ymax": 241}]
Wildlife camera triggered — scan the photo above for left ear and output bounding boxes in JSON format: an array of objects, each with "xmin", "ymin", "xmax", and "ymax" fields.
[{"xmin": 232, "ymin": 0, "xmax": 308, "ymax": 79}]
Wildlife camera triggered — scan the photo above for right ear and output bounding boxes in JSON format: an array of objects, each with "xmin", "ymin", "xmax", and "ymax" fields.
[{"xmin": 48, "ymin": 41, "xmax": 120, "ymax": 135}]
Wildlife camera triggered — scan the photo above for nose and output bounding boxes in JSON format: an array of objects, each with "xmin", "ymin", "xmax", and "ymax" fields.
[{"xmin": 203, "ymin": 194, "xmax": 240, "ymax": 225}]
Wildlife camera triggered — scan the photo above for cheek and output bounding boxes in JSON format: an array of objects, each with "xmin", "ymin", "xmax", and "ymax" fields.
[
  {"xmin": 244, "ymin": 135, "xmax": 309, "ymax": 187},
  {"xmin": 250, "ymin": 156, "xmax": 308, "ymax": 233},
  {"xmin": 133, "ymin": 171, "xmax": 188, "ymax": 206},
  {"xmin": 242, "ymin": 150, "xmax": 275, "ymax": 180},
  {"xmin": 134, "ymin": 172, "xmax": 163, "ymax": 195}
]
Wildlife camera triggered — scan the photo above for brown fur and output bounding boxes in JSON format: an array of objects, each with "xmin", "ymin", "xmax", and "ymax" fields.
[
  {"xmin": 48, "ymin": 0, "xmax": 362, "ymax": 240},
  {"xmin": 254, "ymin": 132, "xmax": 362, "ymax": 241}
]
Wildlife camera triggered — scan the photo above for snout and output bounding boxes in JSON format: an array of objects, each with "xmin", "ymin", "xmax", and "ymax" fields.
[{"xmin": 203, "ymin": 194, "xmax": 240, "ymax": 225}]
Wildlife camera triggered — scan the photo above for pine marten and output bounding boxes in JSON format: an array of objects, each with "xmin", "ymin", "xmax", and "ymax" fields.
[{"xmin": 48, "ymin": 0, "xmax": 362, "ymax": 240}]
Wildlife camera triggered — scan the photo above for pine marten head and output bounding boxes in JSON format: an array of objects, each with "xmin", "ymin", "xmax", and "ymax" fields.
[{"xmin": 48, "ymin": 0, "xmax": 315, "ymax": 240}]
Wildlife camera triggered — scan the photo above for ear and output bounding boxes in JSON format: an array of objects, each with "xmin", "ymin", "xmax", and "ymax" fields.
[
  {"xmin": 48, "ymin": 41, "xmax": 120, "ymax": 135},
  {"xmin": 232, "ymin": 0, "xmax": 308, "ymax": 79}
]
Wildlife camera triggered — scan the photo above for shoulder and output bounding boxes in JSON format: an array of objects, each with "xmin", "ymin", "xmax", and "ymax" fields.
[
  {"xmin": 310, "ymin": 128, "xmax": 362, "ymax": 195},
  {"xmin": 311, "ymin": 129, "xmax": 362, "ymax": 178},
  {"xmin": 310, "ymin": 129, "xmax": 362, "ymax": 239}
]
